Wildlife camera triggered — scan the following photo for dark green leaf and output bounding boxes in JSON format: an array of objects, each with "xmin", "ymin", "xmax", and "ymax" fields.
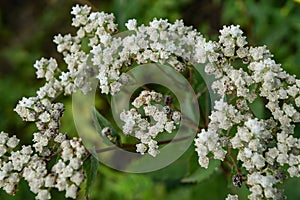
[
  {"xmin": 93, "ymin": 108, "xmax": 114, "ymax": 130},
  {"xmin": 147, "ymin": 146, "xmax": 195, "ymax": 181},
  {"xmin": 84, "ymin": 152, "xmax": 99, "ymax": 197},
  {"xmin": 181, "ymin": 159, "xmax": 220, "ymax": 183},
  {"xmin": 92, "ymin": 108, "xmax": 120, "ymax": 145},
  {"xmin": 186, "ymin": 150, "xmax": 200, "ymax": 176}
]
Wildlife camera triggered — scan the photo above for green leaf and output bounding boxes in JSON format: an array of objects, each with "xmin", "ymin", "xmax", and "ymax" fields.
[
  {"xmin": 147, "ymin": 146, "xmax": 195, "ymax": 181},
  {"xmin": 92, "ymin": 108, "xmax": 120, "ymax": 144},
  {"xmin": 181, "ymin": 159, "xmax": 220, "ymax": 183},
  {"xmin": 93, "ymin": 108, "xmax": 114, "ymax": 131},
  {"xmin": 186, "ymin": 150, "xmax": 201, "ymax": 177},
  {"xmin": 84, "ymin": 153, "xmax": 99, "ymax": 197},
  {"xmin": 167, "ymin": 169, "xmax": 228, "ymax": 200},
  {"xmin": 285, "ymin": 177, "xmax": 300, "ymax": 199}
]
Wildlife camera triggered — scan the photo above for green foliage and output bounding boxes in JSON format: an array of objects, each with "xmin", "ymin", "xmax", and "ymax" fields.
[
  {"xmin": 92, "ymin": 166, "xmax": 165, "ymax": 200},
  {"xmin": 167, "ymin": 170, "xmax": 229, "ymax": 200},
  {"xmin": 93, "ymin": 108, "xmax": 121, "ymax": 145},
  {"xmin": 84, "ymin": 152, "xmax": 99, "ymax": 198},
  {"xmin": 112, "ymin": 0, "xmax": 191, "ymax": 29},
  {"xmin": 93, "ymin": 108, "xmax": 118, "ymax": 136},
  {"xmin": 182, "ymin": 159, "xmax": 220, "ymax": 183},
  {"xmin": 284, "ymin": 177, "xmax": 300, "ymax": 199},
  {"xmin": 1, "ymin": 0, "xmax": 300, "ymax": 199}
]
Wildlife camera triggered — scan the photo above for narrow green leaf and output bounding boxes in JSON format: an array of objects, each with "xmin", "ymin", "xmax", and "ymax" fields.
[
  {"xmin": 181, "ymin": 159, "xmax": 220, "ymax": 183},
  {"xmin": 84, "ymin": 152, "xmax": 99, "ymax": 197},
  {"xmin": 93, "ymin": 108, "xmax": 114, "ymax": 131},
  {"xmin": 186, "ymin": 151, "xmax": 200, "ymax": 176},
  {"xmin": 92, "ymin": 108, "xmax": 120, "ymax": 145}
]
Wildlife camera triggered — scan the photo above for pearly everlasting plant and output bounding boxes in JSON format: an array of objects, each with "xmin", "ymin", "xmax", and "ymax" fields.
[
  {"xmin": 1, "ymin": 4, "xmax": 300, "ymax": 200},
  {"xmin": 120, "ymin": 90, "xmax": 181, "ymax": 157}
]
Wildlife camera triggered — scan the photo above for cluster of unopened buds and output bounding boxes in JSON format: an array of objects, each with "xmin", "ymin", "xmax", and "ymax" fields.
[{"xmin": 0, "ymin": 4, "xmax": 299, "ymax": 200}]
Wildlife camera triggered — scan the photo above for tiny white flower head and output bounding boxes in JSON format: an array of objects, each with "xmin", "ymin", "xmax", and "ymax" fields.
[
  {"xmin": 65, "ymin": 184, "xmax": 78, "ymax": 199},
  {"xmin": 226, "ymin": 194, "xmax": 239, "ymax": 200},
  {"xmin": 125, "ymin": 19, "xmax": 137, "ymax": 31},
  {"xmin": 7, "ymin": 136, "xmax": 20, "ymax": 149}
]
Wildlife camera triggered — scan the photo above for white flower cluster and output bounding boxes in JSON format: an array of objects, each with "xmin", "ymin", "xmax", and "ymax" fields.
[
  {"xmin": 89, "ymin": 13, "xmax": 214, "ymax": 94},
  {"xmin": 0, "ymin": 130, "xmax": 86, "ymax": 199},
  {"xmin": 53, "ymin": 5, "xmax": 118, "ymax": 96},
  {"xmin": 0, "ymin": 132, "xmax": 21, "ymax": 194},
  {"xmin": 28, "ymin": 5, "xmax": 221, "ymax": 99},
  {"xmin": 1, "ymin": 4, "xmax": 299, "ymax": 200},
  {"xmin": 195, "ymin": 99, "xmax": 242, "ymax": 168},
  {"xmin": 0, "ymin": 132, "xmax": 86, "ymax": 200},
  {"xmin": 247, "ymin": 172, "xmax": 283, "ymax": 199},
  {"xmin": 4, "ymin": 60, "xmax": 88, "ymax": 199},
  {"xmin": 194, "ymin": 25, "xmax": 300, "ymax": 199},
  {"xmin": 120, "ymin": 90, "xmax": 181, "ymax": 157},
  {"xmin": 49, "ymin": 138, "xmax": 86, "ymax": 199}
]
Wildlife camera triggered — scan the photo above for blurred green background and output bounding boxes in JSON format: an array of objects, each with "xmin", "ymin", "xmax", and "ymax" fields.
[{"xmin": 0, "ymin": 0, "xmax": 300, "ymax": 199}]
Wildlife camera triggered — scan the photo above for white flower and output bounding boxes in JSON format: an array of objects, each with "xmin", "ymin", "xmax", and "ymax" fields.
[
  {"xmin": 0, "ymin": 131, "xmax": 8, "ymax": 144},
  {"xmin": 249, "ymin": 46, "xmax": 268, "ymax": 61},
  {"xmin": 287, "ymin": 166, "xmax": 299, "ymax": 177},
  {"xmin": 251, "ymin": 153, "xmax": 265, "ymax": 169},
  {"xmin": 56, "ymin": 176, "xmax": 67, "ymax": 191},
  {"xmin": 295, "ymin": 96, "xmax": 300, "ymax": 107},
  {"xmin": 61, "ymin": 165, "xmax": 74, "ymax": 178},
  {"xmin": 52, "ymin": 160, "xmax": 66, "ymax": 173},
  {"xmin": 148, "ymin": 146, "xmax": 159, "ymax": 157},
  {"xmin": 65, "ymin": 184, "xmax": 78, "ymax": 199},
  {"xmin": 0, "ymin": 145, "xmax": 7, "ymax": 157},
  {"xmin": 136, "ymin": 143, "xmax": 147, "ymax": 155},
  {"xmin": 45, "ymin": 174, "xmax": 55, "ymax": 187},
  {"xmin": 164, "ymin": 121, "xmax": 175, "ymax": 133},
  {"xmin": 125, "ymin": 19, "xmax": 137, "ymax": 30},
  {"xmin": 54, "ymin": 133, "xmax": 67, "ymax": 143},
  {"xmin": 245, "ymin": 118, "xmax": 263, "ymax": 136},
  {"xmin": 36, "ymin": 190, "xmax": 51, "ymax": 200},
  {"xmin": 69, "ymin": 158, "xmax": 82, "ymax": 170},
  {"xmin": 70, "ymin": 171, "xmax": 85, "ymax": 186},
  {"xmin": 172, "ymin": 111, "xmax": 181, "ymax": 124},
  {"xmin": 7, "ymin": 136, "xmax": 19, "ymax": 149},
  {"xmin": 3, "ymin": 183, "xmax": 15, "ymax": 194},
  {"xmin": 226, "ymin": 194, "xmax": 239, "ymax": 200},
  {"xmin": 198, "ymin": 156, "xmax": 209, "ymax": 169},
  {"xmin": 283, "ymin": 103, "xmax": 297, "ymax": 117},
  {"xmin": 33, "ymin": 133, "xmax": 49, "ymax": 153},
  {"xmin": 39, "ymin": 112, "xmax": 51, "ymax": 123}
]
